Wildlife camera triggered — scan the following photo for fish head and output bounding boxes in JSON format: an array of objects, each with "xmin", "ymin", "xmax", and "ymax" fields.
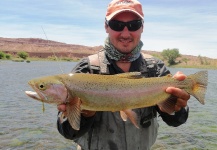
[{"xmin": 25, "ymin": 76, "xmax": 68, "ymax": 104}]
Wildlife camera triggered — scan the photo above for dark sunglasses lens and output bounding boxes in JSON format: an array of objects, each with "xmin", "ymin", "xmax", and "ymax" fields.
[
  {"xmin": 127, "ymin": 20, "xmax": 142, "ymax": 31},
  {"xmin": 108, "ymin": 21, "xmax": 125, "ymax": 31},
  {"xmin": 108, "ymin": 20, "xmax": 142, "ymax": 31}
]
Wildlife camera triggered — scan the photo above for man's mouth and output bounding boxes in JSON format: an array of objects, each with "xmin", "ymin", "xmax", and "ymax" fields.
[{"xmin": 119, "ymin": 39, "xmax": 132, "ymax": 44}]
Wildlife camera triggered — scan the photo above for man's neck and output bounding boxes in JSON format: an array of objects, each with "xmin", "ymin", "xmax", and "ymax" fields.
[{"xmin": 115, "ymin": 61, "xmax": 132, "ymax": 72}]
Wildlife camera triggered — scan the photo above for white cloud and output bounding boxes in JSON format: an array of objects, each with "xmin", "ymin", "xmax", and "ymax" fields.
[{"xmin": 0, "ymin": 0, "xmax": 216, "ymax": 58}]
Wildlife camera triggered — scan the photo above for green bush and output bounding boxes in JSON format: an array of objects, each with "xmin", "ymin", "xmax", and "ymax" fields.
[
  {"xmin": 17, "ymin": 51, "xmax": 29, "ymax": 59},
  {"xmin": 0, "ymin": 51, "xmax": 6, "ymax": 59},
  {"xmin": 5, "ymin": 54, "xmax": 11, "ymax": 59},
  {"xmin": 161, "ymin": 48, "xmax": 181, "ymax": 65}
]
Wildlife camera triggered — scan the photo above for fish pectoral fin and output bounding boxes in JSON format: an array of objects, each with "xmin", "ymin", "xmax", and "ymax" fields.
[
  {"xmin": 157, "ymin": 96, "xmax": 177, "ymax": 114},
  {"xmin": 120, "ymin": 111, "xmax": 128, "ymax": 121},
  {"xmin": 66, "ymin": 98, "xmax": 81, "ymax": 130},
  {"xmin": 122, "ymin": 109, "xmax": 140, "ymax": 129},
  {"xmin": 116, "ymin": 72, "xmax": 142, "ymax": 79}
]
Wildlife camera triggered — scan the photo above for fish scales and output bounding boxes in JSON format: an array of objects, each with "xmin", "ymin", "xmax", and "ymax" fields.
[
  {"xmin": 61, "ymin": 73, "xmax": 190, "ymax": 111},
  {"xmin": 25, "ymin": 71, "xmax": 208, "ymax": 130}
]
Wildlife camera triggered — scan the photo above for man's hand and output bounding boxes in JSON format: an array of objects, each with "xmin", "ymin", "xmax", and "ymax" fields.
[
  {"xmin": 57, "ymin": 104, "xmax": 96, "ymax": 117},
  {"xmin": 161, "ymin": 71, "xmax": 190, "ymax": 113}
]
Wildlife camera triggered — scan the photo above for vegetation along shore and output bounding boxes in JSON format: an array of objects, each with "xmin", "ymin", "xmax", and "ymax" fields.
[{"xmin": 0, "ymin": 37, "xmax": 216, "ymax": 69}]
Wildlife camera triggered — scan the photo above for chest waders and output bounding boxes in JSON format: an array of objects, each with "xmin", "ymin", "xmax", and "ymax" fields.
[{"xmin": 87, "ymin": 50, "xmax": 158, "ymax": 128}]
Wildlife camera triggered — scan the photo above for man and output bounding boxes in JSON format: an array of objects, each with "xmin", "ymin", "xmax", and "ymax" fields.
[{"xmin": 57, "ymin": 0, "xmax": 190, "ymax": 149}]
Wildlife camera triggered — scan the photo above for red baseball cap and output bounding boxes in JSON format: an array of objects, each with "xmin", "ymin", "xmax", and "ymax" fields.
[{"xmin": 105, "ymin": 0, "xmax": 144, "ymax": 21}]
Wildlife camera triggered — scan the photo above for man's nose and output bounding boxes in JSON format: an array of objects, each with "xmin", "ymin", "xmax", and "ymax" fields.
[{"xmin": 120, "ymin": 26, "xmax": 131, "ymax": 37}]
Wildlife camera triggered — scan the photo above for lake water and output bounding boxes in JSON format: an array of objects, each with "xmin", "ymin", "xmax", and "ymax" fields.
[{"xmin": 0, "ymin": 61, "xmax": 216, "ymax": 150}]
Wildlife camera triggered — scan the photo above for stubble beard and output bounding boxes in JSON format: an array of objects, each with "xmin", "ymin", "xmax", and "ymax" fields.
[{"xmin": 118, "ymin": 37, "xmax": 134, "ymax": 54}]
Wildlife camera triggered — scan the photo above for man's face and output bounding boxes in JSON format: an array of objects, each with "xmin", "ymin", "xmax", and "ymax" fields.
[{"xmin": 105, "ymin": 12, "xmax": 143, "ymax": 54}]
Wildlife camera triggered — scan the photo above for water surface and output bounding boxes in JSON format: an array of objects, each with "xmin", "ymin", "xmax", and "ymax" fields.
[{"xmin": 0, "ymin": 61, "xmax": 216, "ymax": 149}]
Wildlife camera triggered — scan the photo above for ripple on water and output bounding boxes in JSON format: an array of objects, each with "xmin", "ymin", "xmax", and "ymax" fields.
[{"xmin": 1, "ymin": 62, "xmax": 217, "ymax": 149}]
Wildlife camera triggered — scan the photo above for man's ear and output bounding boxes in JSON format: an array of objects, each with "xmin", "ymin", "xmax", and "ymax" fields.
[
  {"xmin": 105, "ymin": 23, "xmax": 109, "ymax": 33},
  {"xmin": 141, "ymin": 23, "xmax": 144, "ymax": 33}
]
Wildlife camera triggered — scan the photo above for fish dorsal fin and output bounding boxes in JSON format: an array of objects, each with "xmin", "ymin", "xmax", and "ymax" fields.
[
  {"xmin": 66, "ymin": 97, "xmax": 81, "ymax": 130},
  {"xmin": 116, "ymin": 72, "xmax": 142, "ymax": 79},
  {"xmin": 166, "ymin": 74, "xmax": 173, "ymax": 78}
]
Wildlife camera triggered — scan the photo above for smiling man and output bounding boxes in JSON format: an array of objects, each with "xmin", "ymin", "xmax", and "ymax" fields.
[{"xmin": 57, "ymin": 0, "xmax": 190, "ymax": 149}]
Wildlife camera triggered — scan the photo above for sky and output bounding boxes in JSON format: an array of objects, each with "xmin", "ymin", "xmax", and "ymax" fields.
[{"xmin": 0, "ymin": 0, "xmax": 217, "ymax": 58}]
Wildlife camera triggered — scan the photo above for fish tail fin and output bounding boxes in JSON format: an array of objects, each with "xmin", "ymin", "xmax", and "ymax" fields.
[
  {"xmin": 66, "ymin": 98, "xmax": 81, "ymax": 130},
  {"xmin": 187, "ymin": 71, "xmax": 208, "ymax": 105},
  {"xmin": 120, "ymin": 110, "xmax": 140, "ymax": 129}
]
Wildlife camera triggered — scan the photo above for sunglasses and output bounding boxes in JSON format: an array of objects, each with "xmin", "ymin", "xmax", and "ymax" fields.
[{"xmin": 106, "ymin": 20, "xmax": 143, "ymax": 31}]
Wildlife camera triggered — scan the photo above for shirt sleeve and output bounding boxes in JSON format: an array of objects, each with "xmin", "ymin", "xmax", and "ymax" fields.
[
  {"xmin": 155, "ymin": 58, "xmax": 189, "ymax": 127},
  {"xmin": 57, "ymin": 112, "xmax": 95, "ymax": 140},
  {"xmin": 57, "ymin": 58, "xmax": 96, "ymax": 139}
]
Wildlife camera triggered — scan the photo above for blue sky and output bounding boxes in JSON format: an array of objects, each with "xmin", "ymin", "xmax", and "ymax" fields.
[{"xmin": 0, "ymin": 0, "xmax": 216, "ymax": 58}]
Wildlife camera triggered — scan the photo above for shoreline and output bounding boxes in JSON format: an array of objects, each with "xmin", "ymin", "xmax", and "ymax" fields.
[{"xmin": 1, "ymin": 59, "xmax": 217, "ymax": 70}]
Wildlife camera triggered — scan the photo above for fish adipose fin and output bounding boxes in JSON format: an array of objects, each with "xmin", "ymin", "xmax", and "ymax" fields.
[
  {"xmin": 66, "ymin": 97, "xmax": 81, "ymax": 130},
  {"xmin": 120, "ymin": 109, "xmax": 140, "ymax": 129},
  {"xmin": 187, "ymin": 70, "xmax": 208, "ymax": 104}
]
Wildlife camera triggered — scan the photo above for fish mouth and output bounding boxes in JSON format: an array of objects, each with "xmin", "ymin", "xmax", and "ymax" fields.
[
  {"xmin": 25, "ymin": 91, "xmax": 42, "ymax": 101},
  {"xmin": 26, "ymin": 81, "xmax": 47, "ymax": 102}
]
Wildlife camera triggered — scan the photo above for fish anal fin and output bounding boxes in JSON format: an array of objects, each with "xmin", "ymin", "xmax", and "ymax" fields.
[
  {"xmin": 122, "ymin": 109, "xmax": 140, "ymax": 129},
  {"xmin": 157, "ymin": 96, "xmax": 177, "ymax": 114},
  {"xmin": 66, "ymin": 97, "xmax": 81, "ymax": 130}
]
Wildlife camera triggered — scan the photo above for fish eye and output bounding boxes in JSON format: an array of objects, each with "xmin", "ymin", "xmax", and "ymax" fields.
[{"xmin": 38, "ymin": 83, "xmax": 46, "ymax": 90}]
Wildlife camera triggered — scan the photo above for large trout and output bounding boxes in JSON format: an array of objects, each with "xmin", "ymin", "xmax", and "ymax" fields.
[{"xmin": 25, "ymin": 71, "xmax": 208, "ymax": 130}]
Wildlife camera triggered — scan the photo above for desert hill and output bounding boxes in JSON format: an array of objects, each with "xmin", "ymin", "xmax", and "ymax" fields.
[
  {"xmin": 0, "ymin": 37, "xmax": 102, "ymax": 58},
  {"xmin": 1, "ymin": 37, "xmax": 216, "ymax": 69}
]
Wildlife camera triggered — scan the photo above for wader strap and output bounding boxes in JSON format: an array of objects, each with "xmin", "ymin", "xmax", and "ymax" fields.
[
  {"xmin": 88, "ymin": 50, "xmax": 109, "ymax": 74},
  {"xmin": 141, "ymin": 53, "xmax": 158, "ymax": 77},
  {"xmin": 140, "ymin": 53, "xmax": 153, "ymax": 59},
  {"xmin": 88, "ymin": 51, "xmax": 158, "ymax": 77}
]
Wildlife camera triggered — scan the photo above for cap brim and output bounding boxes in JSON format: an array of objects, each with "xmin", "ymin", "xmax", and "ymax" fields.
[{"xmin": 106, "ymin": 9, "xmax": 144, "ymax": 21}]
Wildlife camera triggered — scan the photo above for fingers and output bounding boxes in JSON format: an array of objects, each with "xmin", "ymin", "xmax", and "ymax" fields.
[
  {"xmin": 166, "ymin": 87, "xmax": 190, "ymax": 101},
  {"xmin": 57, "ymin": 104, "xmax": 66, "ymax": 111},
  {"xmin": 174, "ymin": 98, "xmax": 187, "ymax": 112},
  {"xmin": 173, "ymin": 71, "xmax": 186, "ymax": 81},
  {"xmin": 57, "ymin": 104, "xmax": 67, "ymax": 115},
  {"xmin": 166, "ymin": 87, "xmax": 190, "ymax": 112}
]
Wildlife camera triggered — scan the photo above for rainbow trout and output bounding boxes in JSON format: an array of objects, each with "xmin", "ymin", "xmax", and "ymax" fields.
[{"xmin": 25, "ymin": 71, "xmax": 208, "ymax": 130}]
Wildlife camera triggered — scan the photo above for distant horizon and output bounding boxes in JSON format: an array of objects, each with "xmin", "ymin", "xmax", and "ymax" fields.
[
  {"xmin": 0, "ymin": 0, "xmax": 216, "ymax": 58},
  {"xmin": 1, "ymin": 36, "xmax": 215, "ymax": 59}
]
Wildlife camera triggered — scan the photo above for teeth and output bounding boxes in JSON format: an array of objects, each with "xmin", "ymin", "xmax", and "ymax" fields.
[{"xmin": 120, "ymin": 39, "xmax": 132, "ymax": 43}]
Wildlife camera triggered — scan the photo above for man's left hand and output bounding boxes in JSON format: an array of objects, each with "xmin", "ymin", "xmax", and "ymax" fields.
[{"xmin": 165, "ymin": 71, "xmax": 190, "ymax": 112}]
